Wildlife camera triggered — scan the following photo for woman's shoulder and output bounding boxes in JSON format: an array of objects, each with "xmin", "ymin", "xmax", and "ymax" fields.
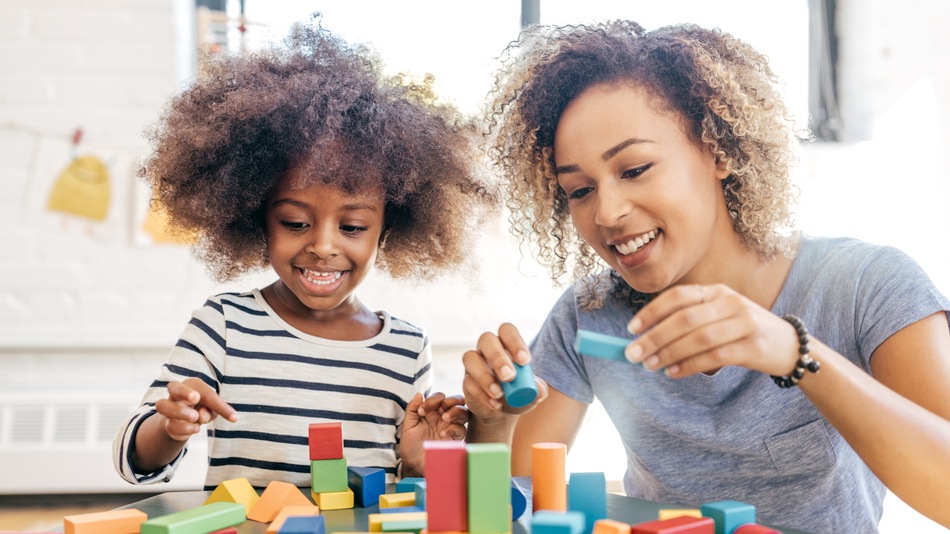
[{"xmin": 798, "ymin": 234, "xmax": 920, "ymax": 271}]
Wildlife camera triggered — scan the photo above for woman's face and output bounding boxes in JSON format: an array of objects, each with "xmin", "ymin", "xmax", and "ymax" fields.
[
  {"xmin": 553, "ymin": 82, "xmax": 732, "ymax": 293},
  {"xmin": 264, "ymin": 170, "xmax": 385, "ymax": 320}
]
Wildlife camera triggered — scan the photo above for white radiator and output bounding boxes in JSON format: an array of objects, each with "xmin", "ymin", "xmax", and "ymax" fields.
[{"xmin": 0, "ymin": 393, "xmax": 207, "ymax": 494}]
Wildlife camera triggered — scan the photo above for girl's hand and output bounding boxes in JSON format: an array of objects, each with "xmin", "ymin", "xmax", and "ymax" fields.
[
  {"xmin": 397, "ymin": 392, "xmax": 468, "ymax": 477},
  {"xmin": 461, "ymin": 323, "xmax": 548, "ymax": 425},
  {"xmin": 624, "ymin": 283, "xmax": 800, "ymax": 378},
  {"xmin": 155, "ymin": 378, "xmax": 237, "ymax": 442}
]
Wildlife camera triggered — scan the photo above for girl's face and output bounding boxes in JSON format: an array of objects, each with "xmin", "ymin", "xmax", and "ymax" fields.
[
  {"xmin": 264, "ymin": 170, "xmax": 385, "ymax": 321},
  {"xmin": 553, "ymin": 83, "xmax": 732, "ymax": 293}
]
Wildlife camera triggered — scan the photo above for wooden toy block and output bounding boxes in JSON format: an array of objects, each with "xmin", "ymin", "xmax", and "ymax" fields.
[
  {"xmin": 380, "ymin": 491, "xmax": 416, "ymax": 508},
  {"xmin": 532, "ymin": 442, "xmax": 567, "ymax": 512},
  {"xmin": 204, "ymin": 477, "xmax": 260, "ymax": 513},
  {"xmin": 591, "ymin": 519, "xmax": 631, "ymax": 534},
  {"xmin": 266, "ymin": 506, "xmax": 321, "ymax": 534},
  {"xmin": 732, "ymin": 525, "xmax": 779, "ymax": 534},
  {"xmin": 630, "ymin": 516, "xmax": 714, "ymax": 533},
  {"xmin": 139, "ymin": 501, "xmax": 245, "ymax": 534},
  {"xmin": 368, "ymin": 512, "xmax": 427, "ymax": 532},
  {"xmin": 573, "ymin": 330, "xmax": 636, "ymax": 362},
  {"xmin": 502, "ymin": 361, "xmax": 539, "ymax": 408},
  {"xmin": 312, "ymin": 487, "xmax": 355, "ymax": 510},
  {"xmin": 311, "ymin": 457, "xmax": 349, "ymax": 493},
  {"xmin": 63, "ymin": 508, "xmax": 147, "ymax": 534},
  {"xmin": 466, "ymin": 443, "xmax": 511, "ymax": 534},
  {"xmin": 658, "ymin": 510, "xmax": 702, "ymax": 521},
  {"xmin": 413, "ymin": 480, "xmax": 426, "ymax": 510},
  {"xmin": 309, "ymin": 422, "xmax": 344, "ymax": 460},
  {"xmin": 424, "ymin": 440, "xmax": 467, "ymax": 532},
  {"xmin": 209, "ymin": 529, "xmax": 239, "ymax": 534},
  {"xmin": 248, "ymin": 480, "xmax": 313, "ymax": 522},
  {"xmin": 532, "ymin": 510, "xmax": 586, "ymax": 534},
  {"xmin": 349, "ymin": 466, "xmax": 387, "ymax": 507},
  {"xmin": 278, "ymin": 515, "xmax": 326, "ymax": 534},
  {"xmin": 511, "ymin": 479, "xmax": 527, "ymax": 520},
  {"xmin": 568, "ymin": 472, "xmax": 607, "ymax": 534},
  {"xmin": 380, "ymin": 506, "xmax": 425, "ymax": 514},
  {"xmin": 396, "ymin": 477, "xmax": 426, "ymax": 493},
  {"xmin": 699, "ymin": 500, "xmax": 756, "ymax": 534},
  {"xmin": 381, "ymin": 518, "xmax": 427, "ymax": 533}
]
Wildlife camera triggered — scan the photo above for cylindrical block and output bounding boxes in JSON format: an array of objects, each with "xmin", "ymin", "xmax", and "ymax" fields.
[
  {"xmin": 532, "ymin": 442, "xmax": 567, "ymax": 512},
  {"xmin": 502, "ymin": 362, "xmax": 539, "ymax": 408}
]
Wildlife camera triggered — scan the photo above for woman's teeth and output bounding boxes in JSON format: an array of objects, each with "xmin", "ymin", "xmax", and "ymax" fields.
[
  {"xmin": 304, "ymin": 270, "xmax": 343, "ymax": 285},
  {"xmin": 615, "ymin": 230, "xmax": 657, "ymax": 255}
]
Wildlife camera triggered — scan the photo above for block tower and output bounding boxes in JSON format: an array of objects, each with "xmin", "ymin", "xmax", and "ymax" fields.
[{"xmin": 309, "ymin": 421, "xmax": 355, "ymax": 509}]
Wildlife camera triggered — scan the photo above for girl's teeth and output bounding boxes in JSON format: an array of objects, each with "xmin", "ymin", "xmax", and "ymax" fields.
[{"xmin": 304, "ymin": 270, "xmax": 342, "ymax": 285}]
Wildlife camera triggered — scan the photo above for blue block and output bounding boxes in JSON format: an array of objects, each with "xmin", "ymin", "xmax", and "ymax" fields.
[
  {"xmin": 413, "ymin": 480, "xmax": 426, "ymax": 510},
  {"xmin": 279, "ymin": 514, "xmax": 326, "ymax": 534},
  {"xmin": 574, "ymin": 330, "xmax": 637, "ymax": 363},
  {"xmin": 700, "ymin": 500, "xmax": 756, "ymax": 534},
  {"xmin": 396, "ymin": 476, "xmax": 425, "ymax": 493},
  {"xmin": 511, "ymin": 479, "xmax": 527, "ymax": 520},
  {"xmin": 568, "ymin": 472, "xmax": 606, "ymax": 534},
  {"xmin": 502, "ymin": 361, "xmax": 539, "ymax": 408},
  {"xmin": 532, "ymin": 510, "xmax": 585, "ymax": 534},
  {"xmin": 379, "ymin": 505, "xmax": 424, "ymax": 514},
  {"xmin": 348, "ymin": 466, "xmax": 386, "ymax": 508}
]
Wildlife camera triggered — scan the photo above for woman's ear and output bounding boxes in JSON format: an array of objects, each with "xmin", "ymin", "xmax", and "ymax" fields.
[{"xmin": 714, "ymin": 156, "xmax": 732, "ymax": 180}]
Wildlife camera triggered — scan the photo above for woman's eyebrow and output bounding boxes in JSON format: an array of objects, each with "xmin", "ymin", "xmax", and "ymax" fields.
[{"xmin": 555, "ymin": 137, "xmax": 652, "ymax": 175}]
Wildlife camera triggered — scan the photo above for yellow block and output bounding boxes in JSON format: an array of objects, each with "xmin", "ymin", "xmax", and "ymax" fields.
[
  {"xmin": 367, "ymin": 511, "xmax": 428, "ymax": 532},
  {"xmin": 204, "ymin": 477, "xmax": 260, "ymax": 513},
  {"xmin": 379, "ymin": 491, "xmax": 416, "ymax": 508},
  {"xmin": 312, "ymin": 487, "xmax": 355, "ymax": 510},
  {"xmin": 657, "ymin": 508, "xmax": 703, "ymax": 520},
  {"xmin": 265, "ymin": 505, "xmax": 321, "ymax": 534}
]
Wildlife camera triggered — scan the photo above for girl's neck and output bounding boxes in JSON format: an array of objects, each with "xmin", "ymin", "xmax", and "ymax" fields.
[{"xmin": 261, "ymin": 282, "xmax": 383, "ymax": 341}]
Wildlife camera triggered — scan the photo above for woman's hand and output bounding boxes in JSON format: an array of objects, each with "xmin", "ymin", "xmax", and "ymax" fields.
[
  {"xmin": 155, "ymin": 377, "xmax": 237, "ymax": 441},
  {"xmin": 462, "ymin": 323, "xmax": 548, "ymax": 426},
  {"xmin": 624, "ymin": 283, "xmax": 800, "ymax": 378}
]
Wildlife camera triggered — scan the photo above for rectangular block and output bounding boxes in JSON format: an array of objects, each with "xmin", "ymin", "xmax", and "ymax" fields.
[
  {"xmin": 532, "ymin": 510, "xmax": 585, "ymax": 534},
  {"xmin": 311, "ymin": 457, "xmax": 349, "ymax": 493},
  {"xmin": 379, "ymin": 492, "xmax": 416, "ymax": 508},
  {"xmin": 64, "ymin": 508, "xmax": 147, "ymax": 534},
  {"xmin": 424, "ymin": 441, "xmax": 467, "ymax": 532},
  {"xmin": 309, "ymin": 422, "xmax": 344, "ymax": 460},
  {"xmin": 592, "ymin": 519, "xmax": 631, "ymax": 534},
  {"xmin": 395, "ymin": 477, "xmax": 425, "ymax": 493},
  {"xmin": 381, "ymin": 518, "xmax": 426, "ymax": 533},
  {"xmin": 379, "ymin": 506, "xmax": 425, "ymax": 514},
  {"xmin": 140, "ymin": 501, "xmax": 245, "ymax": 534},
  {"xmin": 368, "ymin": 512, "xmax": 427, "ymax": 532},
  {"xmin": 312, "ymin": 487, "xmax": 355, "ymax": 510},
  {"xmin": 278, "ymin": 515, "xmax": 326, "ymax": 534},
  {"xmin": 573, "ymin": 330, "xmax": 635, "ymax": 362},
  {"xmin": 568, "ymin": 472, "xmax": 606, "ymax": 534},
  {"xmin": 658, "ymin": 510, "xmax": 702, "ymax": 521},
  {"xmin": 699, "ymin": 500, "xmax": 756, "ymax": 534},
  {"xmin": 631, "ymin": 516, "xmax": 714, "ymax": 534},
  {"xmin": 349, "ymin": 466, "xmax": 386, "ymax": 507},
  {"xmin": 266, "ymin": 506, "xmax": 321, "ymax": 534},
  {"xmin": 467, "ymin": 443, "xmax": 510, "ymax": 534}
]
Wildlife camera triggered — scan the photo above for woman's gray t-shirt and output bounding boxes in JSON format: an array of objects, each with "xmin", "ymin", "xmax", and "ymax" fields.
[{"xmin": 530, "ymin": 235, "xmax": 950, "ymax": 534}]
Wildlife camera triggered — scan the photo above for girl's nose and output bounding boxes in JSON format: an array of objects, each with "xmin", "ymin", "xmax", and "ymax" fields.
[{"xmin": 306, "ymin": 226, "xmax": 340, "ymax": 258}]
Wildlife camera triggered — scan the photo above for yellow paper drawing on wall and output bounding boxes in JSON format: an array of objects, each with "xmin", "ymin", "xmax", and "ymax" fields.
[
  {"xmin": 141, "ymin": 201, "xmax": 196, "ymax": 245},
  {"xmin": 47, "ymin": 154, "xmax": 110, "ymax": 221}
]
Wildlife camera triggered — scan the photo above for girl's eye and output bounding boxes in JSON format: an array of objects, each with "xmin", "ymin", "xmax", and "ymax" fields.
[
  {"xmin": 622, "ymin": 163, "xmax": 652, "ymax": 179},
  {"xmin": 280, "ymin": 221, "xmax": 308, "ymax": 230},
  {"xmin": 341, "ymin": 225, "xmax": 368, "ymax": 234}
]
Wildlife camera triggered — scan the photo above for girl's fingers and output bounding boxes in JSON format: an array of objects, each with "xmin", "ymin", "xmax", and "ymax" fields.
[
  {"xmin": 182, "ymin": 378, "xmax": 238, "ymax": 423},
  {"xmin": 441, "ymin": 403, "xmax": 470, "ymax": 425}
]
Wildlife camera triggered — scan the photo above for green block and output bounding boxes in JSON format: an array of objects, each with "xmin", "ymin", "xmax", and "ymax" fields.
[
  {"xmin": 140, "ymin": 501, "xmax": 245, "ymax": 534},
  {"xmin": 381, "ymin": 518, "xmax": 427, "ymax": 533},
  {"xmin": 467, "ymin": 443, "xmax": 511, "ymax": 534},
  {"xmin": 311, "ymin": 457, "xmax": 349, "ymax": 493}
]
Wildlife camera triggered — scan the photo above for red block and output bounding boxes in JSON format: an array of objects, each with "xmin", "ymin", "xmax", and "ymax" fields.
[
  {"xmin": 733, "ymin": 525, "xmax": 780, "ymax": 534},
  {"xmin": 309, "ymin": 421, "xmax": 344, "ymax": 460},
  {"xmin": 630, "ymin": 516, "xmax": 714, "ymax": 534},
  {"xmin": 424, "ymin": 440, "xmax": 467, "ymax": 532},
  {"xmin": 209, "ymin": 529, "xmax": 239, "ymax": 534}
]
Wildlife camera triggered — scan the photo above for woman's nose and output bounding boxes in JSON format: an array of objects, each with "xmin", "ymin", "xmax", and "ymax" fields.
[{"xmin": 593, "ymin": 181, "xmax": 631, "ymax": 227}]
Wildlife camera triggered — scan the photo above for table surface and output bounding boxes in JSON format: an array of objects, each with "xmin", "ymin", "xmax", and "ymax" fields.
[{"xmin": 48, "ymin": 478, "xmax": 812, "ymax": 534}]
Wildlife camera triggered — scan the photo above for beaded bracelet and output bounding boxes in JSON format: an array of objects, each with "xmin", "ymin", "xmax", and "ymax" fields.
[{"xmin": 771, "ymin": 314, "xmax": 821, "ymax": 388}]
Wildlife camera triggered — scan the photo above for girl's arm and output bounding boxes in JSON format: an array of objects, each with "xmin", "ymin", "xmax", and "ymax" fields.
[{"xmin": 800, "ymin": 312, "xmax": 950, "ymax": 528}]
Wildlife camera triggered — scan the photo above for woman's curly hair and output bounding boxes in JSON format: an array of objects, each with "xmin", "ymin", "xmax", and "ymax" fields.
[
  {"xmin": 484, "ymin": 21, "xmax": 807, "ymax": 307},
  {"xmin": 141, "ymin": 17, "xmax": 495, "ymax": 282}
]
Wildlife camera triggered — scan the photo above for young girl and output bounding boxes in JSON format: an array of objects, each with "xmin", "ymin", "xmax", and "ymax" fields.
[
  {"xmin": 463, "ymin": 21, "xmax": 950, "ymax": 532},
  {"xmin": 113, "ymin": 20, "xmax": 493, "ymax": 490}
]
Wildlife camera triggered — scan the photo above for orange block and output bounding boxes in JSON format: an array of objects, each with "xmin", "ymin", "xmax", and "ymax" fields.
[
  {"xmin": 265, "ymin": 505, "xmax": 321, "ymax": 534},
  {"xmin": 247, "ymin": 480, "xmax": 313, "ymax": 522},
  {"xmin": 205, "ymin": 477, "xmax": 260, "ymax": 513},
  {"xmin": 532, "ymin": 442, "xmax": 567, "ymax": 512},
  {"xmin": 63, "ymin": 508, "xmax": 147, "ymax": 534},
  {"xmin": 592, "ymin": 519, "xmax": 631, "ymax": 534}
]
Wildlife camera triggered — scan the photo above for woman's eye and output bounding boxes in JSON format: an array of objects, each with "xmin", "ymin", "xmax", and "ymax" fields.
[
  {"xmin": 568, "ymin": 187, "xmax": 593, "ymax": 200},
  {"xmin": 622, "ymin": 163, "xmax": 652, "ymax": 179}
]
